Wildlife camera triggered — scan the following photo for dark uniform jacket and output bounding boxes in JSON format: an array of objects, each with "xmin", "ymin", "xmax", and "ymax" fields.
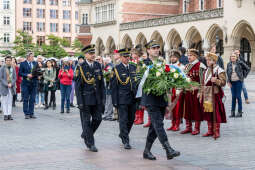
[
  {"xmin": 75, "ymin": 60, "xmax": 105, "ymax": 107},
  {"xmin": 111, "ymin": 63, "xmax": 137, "ymax": 106},
  {"xmin": 140, "ymin": 57, "xmax": 168, "ymax": 107}
]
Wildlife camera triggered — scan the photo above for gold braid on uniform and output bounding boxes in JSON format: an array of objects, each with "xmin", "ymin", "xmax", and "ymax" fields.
[
  {"xmin": 114, "ymin": 68, "xmax": 130, "ymax": 85},
  {"xmin": 79, "ymin": 66, "xmax": 95, "ymax": 85}
]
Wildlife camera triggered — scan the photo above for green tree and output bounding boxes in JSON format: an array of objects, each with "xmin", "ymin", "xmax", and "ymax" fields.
[
  {"xmin": 0, "ymin": 50, "xmax": 12, "ymax": 56},
  {"xmin": 13, "ymin": 30, "xmax": 36, "ymax": 57},
  {"xmin": 72, "ymin": 38, "xmax": 84, "ymax": 56},
  {"xmin": 41, "ymin": 34, "xmax": 68, "ymax": 59}
]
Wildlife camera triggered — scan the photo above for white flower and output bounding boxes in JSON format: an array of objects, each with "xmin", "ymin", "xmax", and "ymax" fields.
[
  {"xmin": 174, "ymin": 73, "xmax": 179, "ymax": 79},
  {"xmin": 156, "ymin": 72, "xmax": 161, "ymax": 77},
  {"xmin": 186, "ymin": 77, "xmax": 191, "ymax": 82},
  {"xmin": 171, "ymin": 68, "xmax": 176, "ymax": 73},
  {"xmin": 142, "ymin": 64, "xmax": 146, "ymax": 68},
  {"xmin": 159, "ymin": 68, "xmax": 163, "ymax": 73},
  {"xmin": 156, "ymin": 63, "xmax": 162, "ymax": 67}
]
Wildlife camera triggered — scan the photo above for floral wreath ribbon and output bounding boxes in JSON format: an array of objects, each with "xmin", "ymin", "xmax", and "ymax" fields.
[{"xmin": 136, "ymin": 64, "xmax": 187, "ymax": 98}]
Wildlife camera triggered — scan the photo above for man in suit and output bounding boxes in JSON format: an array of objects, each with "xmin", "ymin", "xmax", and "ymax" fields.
[
  {"xmin": 111, "ymin": 48, "xmax": 137, "ymax": 149},
  {"xmin": 19, "ymin": 52, "xmax": 38, "ymax": 119},
  {"xmin": 75, "ymin": 44, "xmax": 105, "ymax": 152},
  {"xmin": 142, "ymin": 40, "xmax": 180, "ymax": 160}
]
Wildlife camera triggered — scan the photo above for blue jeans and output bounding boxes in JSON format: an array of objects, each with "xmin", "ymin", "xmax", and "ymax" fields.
[
  {"xmin": 242, "ymin": 82, "xmax": 248, "ymax": 100},
  {"xmin": 231, "ymin": 81, "xmax": 242, "ymax": 112},
  {"xmin": 60, "ymin": 84, "xmax": 72, "ymax": 111},
  {"xmin": 35, "ymin": 92, "xmax": 45, "ymax": 105}
]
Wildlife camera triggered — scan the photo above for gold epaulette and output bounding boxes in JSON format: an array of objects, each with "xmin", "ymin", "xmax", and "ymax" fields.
[
  {"xmin": 79, "ymin": 66, "xmax": 95, "ymax": 85},
  {"xmin": 114, "ymin": 68, "xmax": 130, "ymax": 86}
]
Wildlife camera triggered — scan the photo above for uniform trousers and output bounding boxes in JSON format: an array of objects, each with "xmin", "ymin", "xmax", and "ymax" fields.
[
  {"xmin": 1, "ymin": 89, "xmax": 13, "ymax": 116},
  {"xmin": 118, "ymin": 104, "xmax": 136, "ymax": 144},
  {"xmin": 80, "ymin": 105, "xmax": 102, "ymax": 146},
  {"xmin": 146, "ymin": 106, "xmax": 168, "ymax": 145}
]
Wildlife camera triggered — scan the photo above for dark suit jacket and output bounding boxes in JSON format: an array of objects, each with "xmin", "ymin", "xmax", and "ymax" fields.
[
  {"xmin": 76, "ymin": 60, "xmax": 105, "ymax": 106},
  {"xmin": 19, "ymin": 60, "xmax": 38, "ymax": 85},
  {"xmin": 111, "ymin": 63, "xmax": 137, "ymax": 105}
]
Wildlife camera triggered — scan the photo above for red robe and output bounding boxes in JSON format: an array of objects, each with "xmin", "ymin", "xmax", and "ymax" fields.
[
  {"xmin": 171, "ymin": 88, "xmax": 181, "ymax": 120},
  {"xmin": 15, "ymin": 66, "xmax": 22, "ymax": 93},
  {"xmin": 178, "ymin": 60, "xmax": 205, "ymax": 121},
  {"xmin": 202, "ymin": 67, "xmax": 227, "ymax": 123}
]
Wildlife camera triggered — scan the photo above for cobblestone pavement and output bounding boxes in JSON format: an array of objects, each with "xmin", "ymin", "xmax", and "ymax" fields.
[{"xmin": 0, "ymin": 74, "xmax": 255, "ymax": 170}]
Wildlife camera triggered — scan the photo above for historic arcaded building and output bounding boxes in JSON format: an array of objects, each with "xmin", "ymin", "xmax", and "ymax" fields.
[{"xmin": 79, "ymin": 0, "xmax": 255, "ymax": 70}]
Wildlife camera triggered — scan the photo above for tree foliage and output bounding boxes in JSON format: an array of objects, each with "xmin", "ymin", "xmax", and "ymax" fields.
[
  {"xmin": 13, "ymin": 30, "xmax": 36, "ymax": 57},
  {"xmin": 72, "ymin": 38, "xmax": 84, "ymax": 56}
]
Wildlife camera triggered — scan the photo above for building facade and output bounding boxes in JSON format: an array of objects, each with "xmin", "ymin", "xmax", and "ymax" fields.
[
  {"xmin": 16, "ymin": 0, "xmax": 80, "ymax": 53},
  {"xmin": 79, "ymin": 0, "xmax": 255, "ymax": 70},
  {"xmin": 0, "ymin": 0, "xmax": 16, "ymax": 52}
]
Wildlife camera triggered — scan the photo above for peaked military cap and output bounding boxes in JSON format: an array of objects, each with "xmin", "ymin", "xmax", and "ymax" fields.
[
  {"xmin": 118, "ymin": 48, "xmax": 131, "ymax": 57},
  {"xmin": 82, "ymin": 44, "xmax": 96, "ymax": 54},
  {"xmin": 145, "ymin": 40, "xmax": 160, "ymax": 49}
]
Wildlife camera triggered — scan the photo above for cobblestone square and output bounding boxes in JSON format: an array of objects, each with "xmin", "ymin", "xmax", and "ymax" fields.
[{"xmin": 0, "ymin": 74, "xmax": 254, "ymax": 170}]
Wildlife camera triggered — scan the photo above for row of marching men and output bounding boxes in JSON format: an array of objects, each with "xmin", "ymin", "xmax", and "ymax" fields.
[{"xmin": 74, "ymin": 40, "xmax": 227, "ymax": 161}]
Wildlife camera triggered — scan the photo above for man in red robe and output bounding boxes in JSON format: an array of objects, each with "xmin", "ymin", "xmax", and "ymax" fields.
[
  {"xmin": 201, "ymin": 53, "xmax": 227, "ymax": 138},
  {"xmin": 179, "ymin": 49, "xmax": 206, "ymax": 135}
]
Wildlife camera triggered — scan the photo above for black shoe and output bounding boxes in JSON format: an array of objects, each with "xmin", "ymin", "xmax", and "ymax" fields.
[
  {"xmin": 49, "ymin": 102, "xmax": 52, "ymax": 107},
  {"xmin": 143, "ymin": 151, "xmax": 156, "ymax": 160},
  {"xmin": 4, "ymin": 115, "xmax": 8, "ymax": 121},
  {"xmin": 70, "ymin": 103, "xmax": 75, "ymax": 108},
  {"xmin": 12, "ymin": 103, "xmax": 16, "ymax": 107},
  {"xmin": 30, "ymin": 115, "xmax": 37, "ymax": 119},
  {"xmin": 236, "ymin": 111, "xmax": 243, "ymax": 118},
  {"xmin": 143, "ymin": 141, "xmax": 156, "ymax": 160},
  {"xmin": 66, "ymin": 109, "xmax": 70, "ymax": 113},
  {"xmin": 229, "ymin": 111, "xmax": 235, "ymax": 118},
  {"xmin": 163, "ymin": 142, "xmax": 180, "ymax": 160},
  {"xmin": 25, "ymin": 115, "xmax": 30, "ymax": 119},
  {"xmin": 89, "ymin": 145, "xmax": 98, "ymax": 152},
  {"xmin": 124, "ymin": 143, "xmax": 132, "ymax": 150},
  {"xmin": 60, "ymin": 110, "xmax": 64, "ymax": 114},
  {"xmin": 8, "ymin": 115, "xmax": 13, "ymax": 120},
  {"xmin": 44, "ymin": 106, "xmax": 49, "ymax": 110}
]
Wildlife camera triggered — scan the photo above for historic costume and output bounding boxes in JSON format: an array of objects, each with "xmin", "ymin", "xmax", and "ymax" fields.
[
  {"xmin": 167, "ymin": 51, "xmax": 185, "ymax": 131},
  {"xmin": 111, "ymin": 48, "xmax": 138, "ymax": 149},
  {"xmin": 179, "ymin": 49, "xmax": 206, "ymax": 135},
  {"xmin": 75, "ymin": 45, "xmax": 105, "ymax": 152},
  {"xmin": 202, "ymin": 53, "xmax": 227, "ymax": 138}
]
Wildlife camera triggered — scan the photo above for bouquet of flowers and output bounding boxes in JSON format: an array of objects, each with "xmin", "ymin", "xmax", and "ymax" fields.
[
  {"xmin": 103, "ymin": 65, "xmax": 113, "ymax": 82},
  {"xmin": 137, "ymin": 62, "xmax": 199, "ymax": 97}
]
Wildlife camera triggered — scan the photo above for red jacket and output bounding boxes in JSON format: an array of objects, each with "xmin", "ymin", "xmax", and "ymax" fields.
[
  {"xmin": 15, "ymin": 66, "xmax": 22, "ymax": 93},
  {"xmin": 58, "ymin": 69, "xmax": 73, "ymax": 85}
]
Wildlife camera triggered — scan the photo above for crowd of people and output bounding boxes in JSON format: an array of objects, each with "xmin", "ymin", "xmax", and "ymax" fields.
[{"xmin": 0, "ymin": 40, "xmax": 251, "ymax": 161}]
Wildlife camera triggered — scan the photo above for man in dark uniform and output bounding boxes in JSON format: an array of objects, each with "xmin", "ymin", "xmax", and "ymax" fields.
[
  {"xmin": 111, "ymin": 48, "xmax": 137, "ymax": 149},
  {"xmin": 141, "ymin": 40, "xmax": 180, "ymax": 160},
  {"xmin": 75, "ymin": 45, "xmax": 105, "ymax": 152}
]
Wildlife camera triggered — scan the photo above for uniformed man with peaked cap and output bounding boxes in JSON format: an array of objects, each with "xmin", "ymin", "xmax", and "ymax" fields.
[
  {"xmin": 111, "ymin": 48, "xmax": 138, "ymax": 149},
  {"xmin": 75, "ymin": 44, "xmax": 105, "ymax": 152}
]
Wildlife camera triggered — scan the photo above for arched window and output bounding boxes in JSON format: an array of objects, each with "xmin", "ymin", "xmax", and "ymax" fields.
[
  {"xmin": 240, "ymin": 38, "xmax": 251, "ymax": 67},
  {"xmin": 199, "ymin": 0, "xmax": 204, "ymax": 11},
  {"xmin": 183, "ymin": 0, "xmax": 188, "ymax": 13},
  {"xmin": 218, "ymin": 0, "xmax": 222, "ymax": 8}
]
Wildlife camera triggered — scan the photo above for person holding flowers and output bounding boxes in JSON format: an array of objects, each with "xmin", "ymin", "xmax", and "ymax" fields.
[
  {"xmin": 111, "ymin": 48, "xmax": 138, "ymax": 150},
  {"xmin": 178, "ymin": 49, "xmax": 207, "ymax": 135},
  {"xmin": 140, "ymin": 40, "xmax": 180, "ymax": 160},
  {"xmin": 200, "ymin": 52, "xmax": 227, "ymax": 138},
  {"xmin": 166, "ymin": 50, "xmax": 185, "ymax": 131}
]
